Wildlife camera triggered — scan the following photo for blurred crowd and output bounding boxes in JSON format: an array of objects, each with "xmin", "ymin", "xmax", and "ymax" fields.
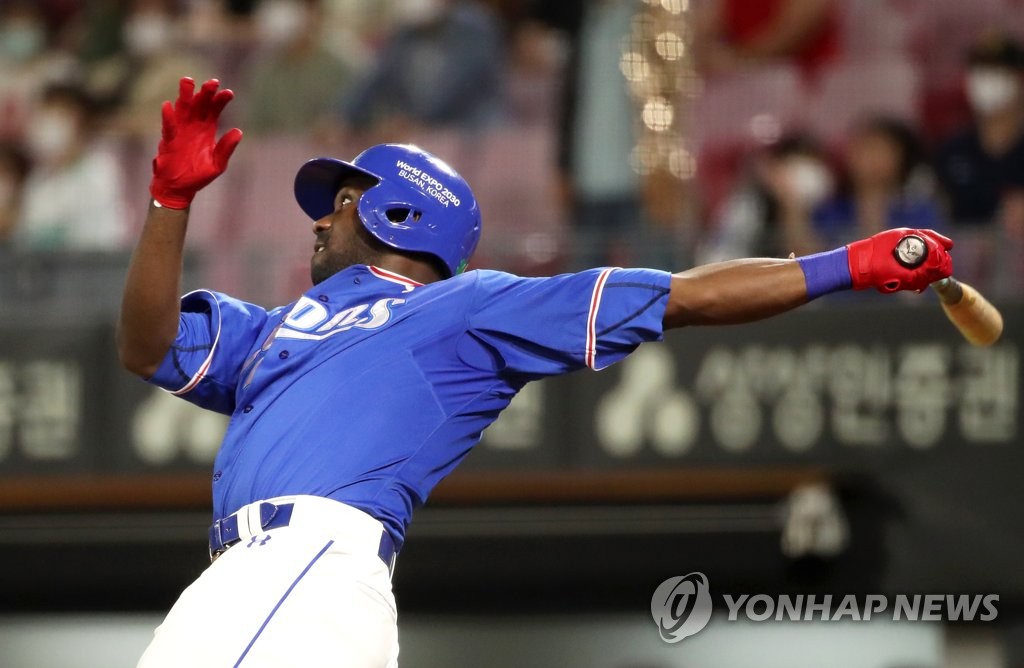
[{"xmin": 0, "ymin": 0, "xmax": 1022, "ymax": 304}]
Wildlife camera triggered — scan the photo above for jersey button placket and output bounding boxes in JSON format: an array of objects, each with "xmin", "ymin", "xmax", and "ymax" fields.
[
  {"xmin": 243, "ymin": 405, "xmax": 254, "ymax": 413},
  {"xmin": 279, "ymin": 350, "xmax": 289, "ymax": 359}
]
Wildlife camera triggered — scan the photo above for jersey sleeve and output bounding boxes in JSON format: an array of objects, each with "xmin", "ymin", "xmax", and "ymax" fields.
[
  {"xmin": 146, "ymin": 290, "xmax": 270, "ymax": 414},
  {"xmin": 465, "ymin": 268, "xmax": 672, "ymax": 376}
]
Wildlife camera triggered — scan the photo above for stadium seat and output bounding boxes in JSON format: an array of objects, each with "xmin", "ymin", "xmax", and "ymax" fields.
[
  {"xmin": 841, "ymin": 1, "xmax": 911, "ymax": 59},
  {"xmin": 898, "ymin": 0, "xmax": 1011, "ymax": 88},
  {"xmin": 691, "ymin": 65, "xmax": 807, "ymax": 151},
  {"xmin": 806, "ymin": 56, "xmax": 921, "ymax": 143},
  {"xmin": 219, "ymin": 134, "xmax": 326, "ymax": 303},
  {"xmin": 471, "ymin": 127, "xmax": 565, "ymax": 273}
]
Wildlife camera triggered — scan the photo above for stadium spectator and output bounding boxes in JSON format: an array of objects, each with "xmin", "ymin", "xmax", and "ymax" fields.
[
  {"xmin": 339, "ymin": 0, "xmax": 505, "ymax": 134},
  {"xmin": 935, "ymin": 35, "xmax": 1024, "ymax": 228},
  {"xmin": 504, "ymin": 19, "xmax": 565, "ymax": 128},
  {"xmin": 0, "ymin": 1, "xmax": 79, "ymax": 138},
  {"xmin": 14, "ymin": 84, "xmax": 126, "ymax": 250},
  {"xmin": 107, "ymin": 0, "xmax": 213, "ymax": 140},
  {"xmin": 532, "ymin": 0, "xmax": 677, "ymax": 269},
  {"xmin": 72, "ymin": 0, "xmax": 128, "ymax": 67},
  {"xmin": 698, "ymin": 134, "xmax": 834, "ymax": 262},
  {"xmin": 0, "ymin": 141, "xmax": 31, "ymax": 245},
  {"xmin": 239, "ymin": 0, "xmax": 356, "ymax": 136},
  {"xmin": 811, "ymin": 117, "xmax": 943, "ymax": 249},
  {"xmin": 0, "ymin": 3, "xmax": 49, "ymax": 68},
  {"xmin": 72, "ymin": 1, "xmax": 140, "ymax": 109},
  {"xmin": 693, "ymin": 0, "xmax": 841, "ymax": 79}
]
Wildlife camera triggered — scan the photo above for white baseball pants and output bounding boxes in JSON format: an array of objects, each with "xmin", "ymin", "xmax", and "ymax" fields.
[{"xmin": 137, "ymin": 496, "xmax": 399, "ymax": 667}]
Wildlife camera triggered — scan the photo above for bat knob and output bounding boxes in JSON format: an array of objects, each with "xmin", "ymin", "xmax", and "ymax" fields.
[
  {"xmin": 930, "ymin": 276, "xmax": 964, "ymax": 304},
  {"xmin": 893, "ymin": 234, "xmax": 928, "ymax": 268}
]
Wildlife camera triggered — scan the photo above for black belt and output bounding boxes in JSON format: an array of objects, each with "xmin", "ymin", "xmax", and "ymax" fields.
[{"xmin": 208, "ymin": 502, "xmax": 397, "ymax": 574}]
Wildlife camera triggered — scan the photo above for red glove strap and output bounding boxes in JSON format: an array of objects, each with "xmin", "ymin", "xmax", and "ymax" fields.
[
  {"xmin": 150, "ymin": 171, "xmax": 195, "ymax": 210},
  {"xmin": 847, "ymin": 238, "xmax": 872, "ymax": 290}
]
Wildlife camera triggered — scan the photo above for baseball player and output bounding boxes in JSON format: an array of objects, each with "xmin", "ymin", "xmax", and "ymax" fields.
[{"xmin": 118, "ymin": 78, "xmax": 953, "ymax": 667}]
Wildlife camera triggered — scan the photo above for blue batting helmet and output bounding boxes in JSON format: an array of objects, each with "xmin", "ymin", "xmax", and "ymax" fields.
[{"xmin": 294, "ymin": 144, "xmax": 481, "ymax": 277}]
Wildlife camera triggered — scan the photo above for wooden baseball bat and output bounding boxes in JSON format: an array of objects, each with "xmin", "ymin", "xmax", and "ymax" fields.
[
  {"xmin": 930, "ymin": 277, "xmax": 1004, "ymax": 346},
  {"xmin": 891, "ymin": 233, "xmax": 1004, "ymax": 346}
]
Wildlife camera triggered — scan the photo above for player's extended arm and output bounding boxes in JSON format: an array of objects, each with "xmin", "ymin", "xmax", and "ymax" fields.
[
  {"xmin": 662, "ymin": 228, "xmax": 954, "ymax": 329},
  {"xmin": 117, "ymin": 78, "xmax": 242, "ymax": 377}
]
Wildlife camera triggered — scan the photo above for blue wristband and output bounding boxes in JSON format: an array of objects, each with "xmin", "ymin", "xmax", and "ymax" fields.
[{"xmin": 796, "ymin": 247, "xmax": 852, "ymax": 300}]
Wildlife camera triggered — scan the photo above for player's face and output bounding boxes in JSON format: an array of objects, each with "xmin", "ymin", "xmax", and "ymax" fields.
[{"xmin": 310, "ymin": 177, "xmax": 381, "ymax": 285}]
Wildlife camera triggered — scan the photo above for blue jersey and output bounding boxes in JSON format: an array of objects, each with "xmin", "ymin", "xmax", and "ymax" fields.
[{"xmin": 148, "ymin": 264, "xmax": 671, "ymax": 547}]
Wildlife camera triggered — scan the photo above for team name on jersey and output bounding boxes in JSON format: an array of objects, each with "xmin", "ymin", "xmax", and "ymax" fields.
[{"xmin": 276, "ymin": 296, "xmax": 406, "ymax": 341}]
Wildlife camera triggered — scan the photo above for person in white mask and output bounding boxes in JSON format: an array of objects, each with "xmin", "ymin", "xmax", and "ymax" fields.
[
  {"xmin": 14, "ymin": 84, "xmax": 126, "ymax": 250},
  {"xmin": 936, "ymin": 34, "xmax": 1024, "ymax": 227},
  {"xmin": 0, "ymin": 2, "xmax": 79, "ymax": 139},
  {"xmin": 703, "ymin": 119, "xmax": 945, "ymax": 264},
  {"xmin": 0, "ymin": 3, "xmax": 47, "ymax": 66},
  {"xmin": 699, "ymin": 134, "xmax": 835, "ymax": 263}
]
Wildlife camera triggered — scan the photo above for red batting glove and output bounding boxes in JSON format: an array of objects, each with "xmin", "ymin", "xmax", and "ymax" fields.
[
  {"xmin": 150, "ymin": 77, "xmax": 243, "ymax": 209},
  {"xmin": 846, "ymin": 228, "xmax": 954, "ymax": 293}
]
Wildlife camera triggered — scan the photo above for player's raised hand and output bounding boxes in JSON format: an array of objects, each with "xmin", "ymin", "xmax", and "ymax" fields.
[
  {"xmin": 150, "ymin": 77, "xmax": 243, "ymax": 209},
  {"xmin": 846, "ymin": 227, "xmax": 953, "ymax": 293}
]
